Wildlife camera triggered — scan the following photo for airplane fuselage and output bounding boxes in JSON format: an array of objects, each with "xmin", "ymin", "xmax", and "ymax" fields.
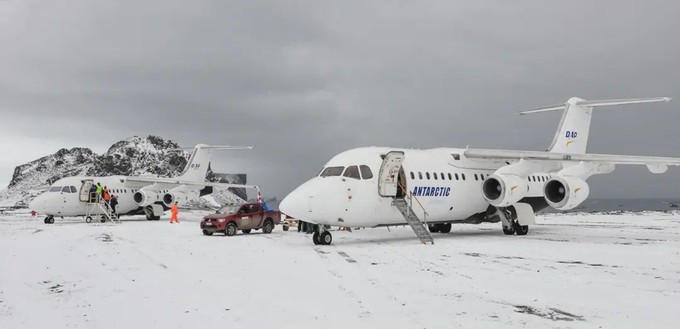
[
  {"xmin": 281, "ymin": 147, "xmax": 550, "ymax": 228},
  {"xmin": 30, "ymin": 175, "xmax": 179, "ymax": 218}
]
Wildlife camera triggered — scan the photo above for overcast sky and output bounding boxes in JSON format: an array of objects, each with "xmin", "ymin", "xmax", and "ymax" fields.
[{"xmin": 1, "ymin": 0, "xmax": 679, "ymax": 199}]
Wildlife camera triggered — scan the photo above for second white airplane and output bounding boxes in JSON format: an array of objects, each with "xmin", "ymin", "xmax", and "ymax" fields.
[
  {"xmin": 30, "ymin": 144, "xmax": 258, "ymax": 224},
  {"xmin": 280, "ymin": 97, "xmax": 678, "ymax": 245}
]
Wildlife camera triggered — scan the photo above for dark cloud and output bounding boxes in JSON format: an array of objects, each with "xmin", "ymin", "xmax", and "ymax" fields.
[{"xmin": 1, "ymin": 0, "xmax": 679, "ymax": 198}]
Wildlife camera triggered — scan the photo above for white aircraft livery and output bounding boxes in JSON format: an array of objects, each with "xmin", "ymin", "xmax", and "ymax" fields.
[
  {"xmin": 280, "ymin": 97, "xmax": 678, "ymax": 245},
  {"xmin": 29, "ymin": 144, "xmax": 258, "ymax": 224}
]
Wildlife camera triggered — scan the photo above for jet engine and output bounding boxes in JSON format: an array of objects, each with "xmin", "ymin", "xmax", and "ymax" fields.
[
  {"xmin": 544, "ymin": 176, "xmax": 590, "ymax": 210},
  {"xmin": 133, "ymin": 190, "xmax": 158, "ymax": 207},
  {"xmin": 162, "ymin": 187, "xmax": 199, "ymax": 207},
  {"xmin": 482, "ymin": 174, "xmax": 529, "ymax": 207}
]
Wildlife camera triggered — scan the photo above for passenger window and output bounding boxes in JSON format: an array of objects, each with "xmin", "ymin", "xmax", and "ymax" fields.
[
  {"xmin": 418, "ymin": 172, "xmax": 423, "ymax": 180},
  {"xmin": 474, "ymin": 174, "xmax": 478, "ymax": 181},
  {"xmin": 448, "ymin": 173, "xmax": 452, "ymax": 180},
  {"xmin": 320, "ymin": 166, "xmax": 345, "ymax": 177},
  {"xmin": 343, "ymin": 166, "xmax": 361, "ymax": 180},
  {"xmin": 426, "ymin": 172, "xmax": 431, "ymax": 180},
  {"xmin": 433, "ymin": 172, "xmax": 438, "ymax": 180},
  {"xmin": 452, "ymin": 154, "xmax": 461, "ymax": 160},
  {"xmin": 49, "ymin": 186, "xmax": 62, "ymax": 192},
  {"xmin": 455, "ymin": 173, "xmax": 459, "ymax": 180},
  {"xmin": 70, "ymin": 186, "xmax": 77, "ymax": 193},
  {"xmin": 251, "ymin": 205, "xmax": 261, "ymax": 213},
  {"xmin": 61, "ymin": 186, "xmax": 71, "ymax": 193},
  {"xmin": 360, "ymin": 165, "xmax": 374, "ymax": 179},
  {"xmin": 410, "ymin": 172, "xmax": 415, "ymax": 180},
  {"xmin": 462, "ymin": 174, "xmax": 466, "ymax": 180},
  {"xmin": 440, "ymin": 173, "xmax": 445, "ymax": 180}
]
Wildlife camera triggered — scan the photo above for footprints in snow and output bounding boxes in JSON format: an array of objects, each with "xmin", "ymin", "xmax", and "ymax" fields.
[
  {"xmin": 97, "ymin": 233, "xmax": 113, "ymax": 243},
  {"xmin": 513, "ymin": 305, "xmax": 585, "ymax": 322}
]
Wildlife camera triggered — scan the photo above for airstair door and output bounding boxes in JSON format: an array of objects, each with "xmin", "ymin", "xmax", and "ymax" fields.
[
  {"xmin": 79, "ymin": 180, "xmax": 94, "ymax": 202},
  {"xmin": 378, "ymin": 151, "xmax": 405, "ymax": 197}
]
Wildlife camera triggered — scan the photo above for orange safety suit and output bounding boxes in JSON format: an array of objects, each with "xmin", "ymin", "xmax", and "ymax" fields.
[{"xmin": 170, "ymin": 203, "xmax": 179, "ymax": 223}]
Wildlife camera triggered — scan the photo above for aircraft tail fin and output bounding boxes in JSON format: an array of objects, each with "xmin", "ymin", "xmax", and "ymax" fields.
[
  {"xmin": 519, "ymin": 97, "xmax": 671, "ymax": 154},
  {"xmin": 175, "ymin": 145, "xmax": 253, "ymax": 182}
]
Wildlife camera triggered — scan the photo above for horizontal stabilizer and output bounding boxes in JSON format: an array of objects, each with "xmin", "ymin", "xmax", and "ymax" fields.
[
  {"xmin": 167, "ymin": 145, "xmax": 254, "ymax": 152},
  {"xmin": 519, "ymin": 97, "xmax": 671, "ymax": 115}
]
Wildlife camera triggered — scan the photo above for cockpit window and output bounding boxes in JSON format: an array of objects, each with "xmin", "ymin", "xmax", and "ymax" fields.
[
  {"xmin": 320, "ymin": 166, "xmax": 345, "ymax": 177},
  {"xmin": 49, "ymin": 186, "xmax": 62, "ymax": 192},
  {"xmin": 343, "ymin": 166, "xmax": 361, "ymax": 180},
  {"xmin": 61, "ymin": 186, "xmax": 71, "ymax": 193},
  {"xmin": 70, "ymin": 186, "xmax": 77, "ymax": 193},
  {"xmin": 360, "ymin": 165, "xmax": 373, "ymax": 179}
]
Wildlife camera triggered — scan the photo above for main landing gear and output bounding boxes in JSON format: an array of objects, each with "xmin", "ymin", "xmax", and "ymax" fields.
[
  {"xmin": 313, "ymin": 226, "xmax": 333, "ymax": 245},
  {"xmin": 428, "ymin": 223, "xmax": 452, "ymax": 234},
  {"xmin": 44, "ymin": 215, "xmax": 55, "ymax": 224},
  {"xmin": 499, "ymin": 207, "xmax": 529, "ymax": 236}
]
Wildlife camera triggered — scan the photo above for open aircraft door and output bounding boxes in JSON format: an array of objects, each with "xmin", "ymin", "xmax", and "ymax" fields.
[
  {"xmin": 378, "ymin": 151, "xmax": 405, "ymax": 197},
  {"xmin": 79, "ymin": 179, "xmax": 94, "ymax": 203}
]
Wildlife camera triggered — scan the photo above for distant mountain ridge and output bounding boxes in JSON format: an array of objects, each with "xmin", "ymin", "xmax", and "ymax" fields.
[{"xmin": 0, "ymin": 136, "xmax": 246, "ymax": 208}]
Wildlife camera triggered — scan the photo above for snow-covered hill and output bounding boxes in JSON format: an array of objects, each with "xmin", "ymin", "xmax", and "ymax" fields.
[{"xmin": 0, "ymin": 136, "xmax": 246, "ymax": 208}]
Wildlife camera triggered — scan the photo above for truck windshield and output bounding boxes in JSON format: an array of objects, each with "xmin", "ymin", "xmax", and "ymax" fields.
[{"xmin": 217, "ymin": 205, "xmax": 240, "ymax": 215}]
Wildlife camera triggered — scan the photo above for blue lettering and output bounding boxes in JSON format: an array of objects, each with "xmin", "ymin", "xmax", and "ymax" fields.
[
  {"xmin": 446, "ymin": 187, "xmax": 451, "ymax": 196},
  {"xmin": 436, "ymin": 187, "xmax": 441, "ymax": 196},
  {"xmin": 427, "ymin": 187, "xmax": 432, "ymax": 197}
]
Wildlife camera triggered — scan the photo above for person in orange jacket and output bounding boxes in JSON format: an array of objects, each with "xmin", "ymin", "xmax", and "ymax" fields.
[
  {"xmin": 102, "ymin": 187, "xmax": 111, "ymax": 209},
  {"xmin": 170, "ymin": 202, "xmax": 179, "ymax": 223}
]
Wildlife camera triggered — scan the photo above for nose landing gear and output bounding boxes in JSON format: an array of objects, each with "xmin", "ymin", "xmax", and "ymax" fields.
[
  {"xmin": 313, "ymin": 227, "xmax": 333, "ymax": 245},
  {"xmin": 44, "ymin": 216, "xmax": 55, "ymax": 224}
]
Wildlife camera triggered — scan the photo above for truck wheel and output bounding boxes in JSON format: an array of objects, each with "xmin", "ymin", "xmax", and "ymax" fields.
[
  {"xmin": 86, "ymin": 216, "xmax": 93, "ymax": 223},
  {"xmin": 202, "ymin": 230, "xmax": 213, "ymax": 236},
  {"xmin": 262, "ymin": 219, "xmax": 274, "ymax": 234},
  {"xmin": 242, "ymin": 229, "xmax": 251, "ymax": 234},
  {"xmin": 428, "ymin": 225, "xmax": 440, "ymax": 233},
  {"xmin": 225, "ymin": 222, "xmax": 237, "ymax": 236}
]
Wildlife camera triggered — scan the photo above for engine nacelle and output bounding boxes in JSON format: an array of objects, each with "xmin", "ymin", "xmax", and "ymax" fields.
[
  {"xmin": 162, "ymin": 188, "xmax": 199, "ymax": 207},
  {"xmin": 133, "ymin": 190, "xmax": 158, "ymax": 207},
  {"xmin": 482, "ymin": 174, "xmax": 529, "ymax": 207},
  {"xmin": 544, "ymin": 176, "xmax": 590, "ymax": 210}
]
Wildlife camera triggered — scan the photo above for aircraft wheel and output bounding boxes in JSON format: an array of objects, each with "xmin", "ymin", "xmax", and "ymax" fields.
[
  {"xmin": 312, "ymin": 231, "xmax": 321, "ymax": 245},
  {"xmin": 44, "ymin": 216, "xmax": 49, "ymax": 224},
  {"xmin": 320, "ymin": 231, "xmax": 333, "ymax": 245},
  {"xmin": 439, "ymin": 223, "xmax": 452, "ymax": 234},
  {"xmin": 48, "ymin": 216, "xmax": 55, "ymax": 224},
  {"xmin": 502, "ymin": 225, "xmax": 515, "ymax": 235},
  {"xmin": 514, "ymin": 223, "xmax": 529, "ymax": 236},
  {"xmin": 86, "ymin": 216, "xmax": 93, "ymax": 223},
  {"xmin": 202, "ymin": 230, "xmax": 213, "ymax": 236},
  {"xmin": 225, "ymin": 222, "xmax": 238, "ymax": 236},
  {"xmin": 428, "ymin": 225, "xmax": 440, "ymax": 233}
]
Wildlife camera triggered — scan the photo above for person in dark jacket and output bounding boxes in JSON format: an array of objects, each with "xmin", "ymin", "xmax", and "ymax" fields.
[
  {"xmin": 89, "ymin": 184, "xmax": 97, "ymax": 203},
  {"xmin": 109, "ymin": 195, "xmax": 118, "ymax": 218}
]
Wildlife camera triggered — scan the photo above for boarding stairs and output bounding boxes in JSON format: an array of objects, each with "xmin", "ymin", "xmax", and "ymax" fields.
[
  {"xmin": 393, "ymin": 185, "xmax": 433, "ymax": 245},
  {"xmin": 86, "ymin": 197, "xmax": 119, "ymax": 224}
]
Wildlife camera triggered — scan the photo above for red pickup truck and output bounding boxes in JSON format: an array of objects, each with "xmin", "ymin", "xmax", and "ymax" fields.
[{"xmin": 200, "ymin": 203, "xmax": 282, "ymax": 236}]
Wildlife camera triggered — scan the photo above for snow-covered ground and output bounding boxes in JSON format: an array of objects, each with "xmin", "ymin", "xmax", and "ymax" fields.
[{"xmin": 1, "ymin": 211, "xmax": 678, "ymax": 329}]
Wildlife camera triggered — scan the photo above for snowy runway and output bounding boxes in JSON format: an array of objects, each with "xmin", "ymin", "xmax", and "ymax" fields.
[{"xmin": 1, "ymin": 211, "xmax": 679, "ymax": 329}]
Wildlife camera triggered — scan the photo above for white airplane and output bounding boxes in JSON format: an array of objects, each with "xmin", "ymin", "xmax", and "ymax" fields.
[
  {"xmin": 29, "ymin": 144, "xmax": 258, "ymax": 224},
  {"xmin": 280, "ymin": 97, "xmax": 679, "ymax": 245}
]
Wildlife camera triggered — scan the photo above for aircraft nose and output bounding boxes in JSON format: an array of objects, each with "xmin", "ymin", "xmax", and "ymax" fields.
[
  {"xmin": 29, "ymin": 195, "xmax": 46, "ymax": 213},
  {"xmin": 280, "ymin": 189, "xmax": 308, "ymax": 221}
]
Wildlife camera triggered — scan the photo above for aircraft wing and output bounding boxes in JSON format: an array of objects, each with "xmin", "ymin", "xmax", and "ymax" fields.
[
  {"xmin": 463, "ymin": 149, "xmax": 680, "ymax": 165},
  {"xmin": 125, "ymin": 177, "xmax": 260, "ymax": 190}
]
